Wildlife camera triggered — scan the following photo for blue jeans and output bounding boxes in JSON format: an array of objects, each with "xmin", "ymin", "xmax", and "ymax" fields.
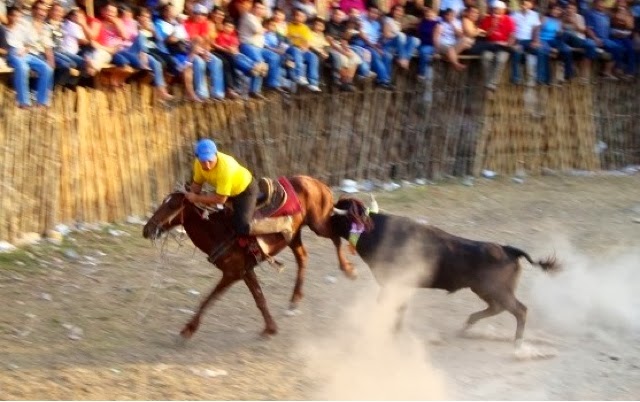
[
  {"xmin": 206, "ymin": 54, "xmax": 225, "ymax": 98},
  {"xmin": 285, "ymin": 46, "xmax": 320, "ymax": 85},
  {"xmin": 192, "ymin": 56, "xmax": 209, "ymax": 98},
  {"xmin": 511, "ymin": 39, "xmax": 537, "ymax": 83},
  {"xmin": 351, "ymin": 39, "xmax": 391, "ymax": 84},
  {"xmin": 54, "ymin": 51, "xmax": 85, "ymax": 69},
  {"xmin": 382, "ymin": 33, "xmax": 420, "ymax": 71},
  {"xmin": 351, "ymin": 45, "xmax": 372, "ymax": 77},
  {"xmin": 7, "ymin": 51, "xmax": 53, "ymax": 106},
  {"xmin": 537, "ymin": 38, "xmax": 573, "ymax": 83},
  {"xmin": 417, "ymin": 44, "xmax": 435, "ymax": 77},
  {"xmin": 563, "ymin": 33, "xmax": 597, "ymax": 60},
  {"xmin": 239, "ymin": 44, "xmax": 282, "ymax": 88},
  {"xmin": 599, "ymin": 38, "xmax": 625, "ymax": 70},
  {"xmin": 233, "ymin": 52, "xmax": 263, "ymax": 93},
  {"xmin": 612, "ymin": 37, "xmax": 636, "ymax": 75}
]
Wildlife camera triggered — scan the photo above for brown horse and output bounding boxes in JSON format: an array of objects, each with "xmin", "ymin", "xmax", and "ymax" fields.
[{"xmin": 142, "ymin": 175, "xmax": 355, "ymax": 339}]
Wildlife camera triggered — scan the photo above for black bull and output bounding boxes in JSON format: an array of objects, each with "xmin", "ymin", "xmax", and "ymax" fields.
[{"xmin": 331, "ymin": 197, "xmax": 560, "ymax": 345}]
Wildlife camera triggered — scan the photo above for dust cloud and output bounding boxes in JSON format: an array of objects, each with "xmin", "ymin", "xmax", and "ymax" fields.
[
  {"xmin": 296, "ymin": 237, "xmax": 452, "ymax": 400},
  {"xmin": 529, "ymin": 232, "xmax": 640, "ymax": 336}
]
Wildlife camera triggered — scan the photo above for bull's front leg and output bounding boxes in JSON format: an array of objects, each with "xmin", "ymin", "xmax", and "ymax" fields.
[{"xmin": 333, "ymin": 236, "xmax": 358, "ymax": 279}]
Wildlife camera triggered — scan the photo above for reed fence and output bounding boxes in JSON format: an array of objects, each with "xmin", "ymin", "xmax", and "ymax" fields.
[{"xmin": 0, "ymin": 64, "xmax": 639, "ymax": 242}]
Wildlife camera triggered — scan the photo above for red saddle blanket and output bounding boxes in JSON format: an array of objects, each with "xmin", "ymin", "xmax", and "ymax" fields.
[{"xmin": 254, "ymin": 176, "xmax": 302, "ymax": 219}]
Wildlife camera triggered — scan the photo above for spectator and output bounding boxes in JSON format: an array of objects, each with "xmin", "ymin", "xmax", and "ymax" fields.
[
  {"xmin": 610, "ymin": 5, "xmax": 635, "ymax": 76},
  {"xmin": 155, "ymin": 2, "xmax": 201, "ymax": 101},
  {"xmin": 185, "ymin": 3, "xmax": 228, "ymax": 100},
  {"xmin": 325, "ymin": 6, "xmax": 364, "ymax": 89},
  {"xmin": 286, "ymin": 7, "xmax": 322, "ymax": 91},
  {"xmin": 433, "ymin": 0, "xmax": 465, "ymax": 17},
  {"xmin": 434, "ymin": 7, "xmax": 470, "ymax": 71},
  {"xmin": 209, "ymin": 6, "xmax": 226, "ymax": 34},
  {"xmin": 116, "ymin": 6, "xmax": 174, "ymax": 100},
  {"xmin": 28, "ymin": 0, "xmax": 58, "ymax": 85},
  {"xmin": 352, "ymin": 5, "xmax": 393, "ymax": 89},
  {"xmin": 537, "ymin": 3, "xmax": 573, "ymax": 84},
  {"xmin": 71, "ymin": 7, "xmax": 112, "ymax": 74},
  {"xmin": 381, "ymin": 5, "xmax": 420, "ymax": 70},
  {"xmin": 238, "ymin": 1, "xmax": 284, "ymax": 91},
  {"xmin": 461, "ymin": 5, "xmax": 489, "ymax": 55},
  {"xmin": 214, "ymin": 17, "xmax": 266, "ymax": 98},
  {"xmin": 292, "ymin": 0, "xmax": 317, "ymax": 19},
  {"xmin": 48, "ymin": 2, "xmax": 85, "ymax": 86},
  {"xmin": 478, "ymin": 0, "xmax": 515, "ymax": 92},
  {"xmin": 340, "ymin": 0, "xmax": 367, "ymax": 14},
  {"xmin": 510, "ymin": 0, "xmax": 540, "ymax": 85},
  {"xmin": 273, "ymin": 7, "xmax": 288, "ymax": 36},
  {"xmin": 309, "ymin": 16, "xmax": 331, "ymax": 60},
  {"xmin": 416, "ymin": 6, "xmax": 438, "ymax": 79},
  {"xmin": 563, "ymin": 1, "xmax": 597, "ymax": 81},
  {"xmin": 1, "ymin": 14, "xmax": 10, "ymax": 67},
  {"xmin": 586, "ymin": 0, "xmax": 623, "ymax": 78},
  {"xmin": 4, "ymin": 5, "xmax": 54, "ymax": 108}
]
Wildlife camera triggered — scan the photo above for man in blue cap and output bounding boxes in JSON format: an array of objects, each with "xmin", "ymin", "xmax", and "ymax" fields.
[{"xmin": 186, "ymin": 138, "xmax": 294, "ymax": 258}]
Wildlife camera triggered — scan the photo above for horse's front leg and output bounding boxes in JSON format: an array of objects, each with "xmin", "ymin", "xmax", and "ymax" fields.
[
  {"xmin": 243, "ymin": 268, "xmax": 278, "ymax": 336},
  {"xmin": 332, "ymin": 236, "xmax": 358, "ymax": 279},
  {"xmin": 180, "ymin": 273, "xmax": 240, "ymax": 340},
  {"xmin": 288, "ymin": 231, "xmax": 308, "ymax": 311}
]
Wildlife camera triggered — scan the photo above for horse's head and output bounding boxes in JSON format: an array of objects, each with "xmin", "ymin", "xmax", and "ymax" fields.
[{"xmin": 143, "ymin": 191, "xmax": 188, "ymax": 240}]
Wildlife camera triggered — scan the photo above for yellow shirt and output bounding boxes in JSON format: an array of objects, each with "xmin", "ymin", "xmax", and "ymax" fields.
[
  {"xmin": 287, "ymin": 22, "xmax": 313, "ymax": 48},
  {"xmin": 192, "ymin": 152, "xmax": 253, "ymax": 197},
  {"xmin": 309, "ymin": 31, "xmax": 329, "ymax": 51}
]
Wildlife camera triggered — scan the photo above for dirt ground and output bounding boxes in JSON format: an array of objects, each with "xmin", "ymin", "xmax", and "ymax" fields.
[{"xmin": 1, "ymin": 175, "xmax": 639, "ymax": 400}]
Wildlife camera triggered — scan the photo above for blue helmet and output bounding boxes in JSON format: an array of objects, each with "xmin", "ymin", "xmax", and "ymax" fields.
[{"xmin": 195, "ymin": 138, "xmax": 218, "ymax": 162}]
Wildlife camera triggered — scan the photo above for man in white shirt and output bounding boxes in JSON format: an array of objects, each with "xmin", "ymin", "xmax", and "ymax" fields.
[
  {"xmin": 510, "ymin": 0, "xmax": 540, "ymax": 85},
  {"xmin": 238, "ymin": 1, "xmax": 283, "ymax": 90}
]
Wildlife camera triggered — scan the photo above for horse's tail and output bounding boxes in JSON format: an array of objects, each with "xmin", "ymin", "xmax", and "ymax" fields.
[{"xmin": 502, "ymin": 245, "xmax": 561, "ymax": 272}]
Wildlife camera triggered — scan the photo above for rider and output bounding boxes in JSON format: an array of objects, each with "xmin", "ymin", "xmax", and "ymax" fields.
[{"xmin": 186, "ymin": 138, "xmax": 294, "ymax": 258}]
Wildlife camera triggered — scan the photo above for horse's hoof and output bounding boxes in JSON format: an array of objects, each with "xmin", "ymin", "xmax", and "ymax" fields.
[
  {"xmin": 343, "ymin": 269, "xmax": 358, "ymax": 280},
  {"xmin": 284, "ymin": 307, "xmax": 301, "ymax": 317},
  {"xmin": 180, "ymin": 324, "xmax": 196, "ymax": 340},
  {"xmin": 174, "ymin": 333, "xmax": 189, "ymax": 347},
  {"xmin": 260, "ymin": 327, "xmax": 278, "ymax": 338}
]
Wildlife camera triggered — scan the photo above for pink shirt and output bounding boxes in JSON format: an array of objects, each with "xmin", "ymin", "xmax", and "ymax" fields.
[{"xmin": 340, "ymin": 0, "xmax": 366, "ymax": 13}]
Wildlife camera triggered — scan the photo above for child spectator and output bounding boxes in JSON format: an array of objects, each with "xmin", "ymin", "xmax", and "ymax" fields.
[
  {"xmin": 416, "ymin": 6, "xmax": 438, "ymax": 79},
  {"xmin": 537, "ymin": 4, "xmax": 573, "ymax": 84},
  {"xmin": 434, "ymin": 7, "xmax": 470, "ymax": 71},
  {"xmin": 214, "ymin": 17, "xmax": 266, "ymax": 98},
  {"xmin": 287, "ymin": 7, "xmax": 322, "ymax": 91}
]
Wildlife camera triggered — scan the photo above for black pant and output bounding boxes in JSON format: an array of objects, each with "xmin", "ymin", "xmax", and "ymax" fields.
[
  {"xmin": 214, "ymin": 51, "xmax": 240, "ymax": 91},
  {"xmin": 230, "ymin": 178, "xmax": 258, "ymax": 236}
]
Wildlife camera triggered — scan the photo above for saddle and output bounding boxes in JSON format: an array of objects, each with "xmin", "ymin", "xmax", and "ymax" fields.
[{"xmin": 255, "ymin": 177, "xmax": 288, "ymax": 219}]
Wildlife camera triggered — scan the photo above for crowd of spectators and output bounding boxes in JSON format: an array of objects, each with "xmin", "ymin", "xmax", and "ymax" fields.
[{"xmin": 0, "ymin": 0, "xmax": 638, "ymax": 108}]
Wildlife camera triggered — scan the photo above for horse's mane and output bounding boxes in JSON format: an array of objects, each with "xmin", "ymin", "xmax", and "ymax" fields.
[{"xmin": 337, "ymin": 196, "xmax": 375, "ymax": 232}]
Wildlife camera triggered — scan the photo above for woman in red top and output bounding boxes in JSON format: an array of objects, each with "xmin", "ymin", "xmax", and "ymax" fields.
[{"xmin": 213, "ymin": 18, "xmax": 266, "ymax": 99}]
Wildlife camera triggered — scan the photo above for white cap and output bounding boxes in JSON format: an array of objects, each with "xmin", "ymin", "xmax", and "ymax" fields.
[{"xmin": 493, "ymin": 1, "xmax": 507, "ymax": 9}]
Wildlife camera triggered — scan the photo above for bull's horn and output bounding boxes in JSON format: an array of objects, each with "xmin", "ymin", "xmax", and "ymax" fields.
[
  {"xmin": 369, "ymin": 193, "xmax": 379, "ymax": 214},
  {"xmin": 332, "ymin": 207, "xmax": 348, "ymax": 216}
]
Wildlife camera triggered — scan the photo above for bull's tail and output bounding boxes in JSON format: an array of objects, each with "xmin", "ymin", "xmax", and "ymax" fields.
[{"xmin": 502, "ymin": 245, "xmax": 561, "ymax": 272}]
